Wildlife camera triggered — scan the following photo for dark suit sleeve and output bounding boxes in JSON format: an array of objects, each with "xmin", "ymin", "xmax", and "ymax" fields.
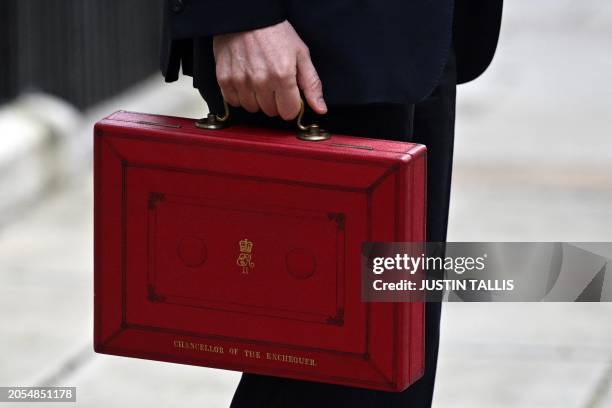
[
  {"xmin": 168, "ymin": 0, "xmax": 286, "ymax": 39},
  {"xmin": 453, "ymin": 0, "xmax": 503, "ymax": 84}
]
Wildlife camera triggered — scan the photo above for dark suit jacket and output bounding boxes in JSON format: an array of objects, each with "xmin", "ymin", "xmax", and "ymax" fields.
[{"xmin": 160, "ymin": 0, "xmax": 503, "ymax": 111}]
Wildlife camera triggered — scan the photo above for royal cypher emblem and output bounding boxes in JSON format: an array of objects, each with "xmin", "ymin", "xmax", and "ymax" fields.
[{"xmin": 237, "ymin": 238, "xmax": 255, "ymax": 274}]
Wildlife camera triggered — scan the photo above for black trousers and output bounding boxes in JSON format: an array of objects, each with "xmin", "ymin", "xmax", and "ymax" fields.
[{"xmin": 204, "ymin": 51, "xmax": 457, "ymax": 408}]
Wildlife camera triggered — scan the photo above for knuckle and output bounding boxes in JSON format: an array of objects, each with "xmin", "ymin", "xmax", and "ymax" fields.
[
  {"xmin": 271, "ymin": 61, "xmax": 294, "ymax": 83},
  {"xmin": 269, "ymin": 69, "xmax": 283, "ymax": 81},
  {"xmin": 250, "ymin": 73, "xmax": 269, "ymax": 89},
  {"xmin": 217, "ymin": 74, "xmax": 231, "ymax": 88},
  {"xmin": 216, "ymin": 66, "xmax": 231, "ymax": 85},
  {"xmin": 231, "ymin": 72, "xmax": 247, "ymax": 87}
]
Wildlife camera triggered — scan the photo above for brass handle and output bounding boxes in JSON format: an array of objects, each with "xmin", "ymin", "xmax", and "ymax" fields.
[
  {"xmin": 194, "ymin": 101, "xmax": 230, "ymax": 130},
  {"xmin": 195, "ymin": 99, "xmax": 330, "ymax": 141},
  {"xmin": 295, "ymin": 100, "xmax": 331, "ymax": 141}
]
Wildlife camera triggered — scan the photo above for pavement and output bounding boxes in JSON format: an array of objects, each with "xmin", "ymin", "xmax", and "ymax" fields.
[{"xmin": 1, "ymin": 1, "xmax": 611, "ymax": 407}]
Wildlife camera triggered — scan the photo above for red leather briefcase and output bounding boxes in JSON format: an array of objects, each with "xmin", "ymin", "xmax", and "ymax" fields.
[{"xmin": 93, "ymin": 110, "xmax": 426, "ymax": 392}]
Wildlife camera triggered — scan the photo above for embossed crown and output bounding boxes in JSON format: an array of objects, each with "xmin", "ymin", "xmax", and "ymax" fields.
[{"xmin": 239, "ymin": 239, "xmax": 253, "ymax": 253}]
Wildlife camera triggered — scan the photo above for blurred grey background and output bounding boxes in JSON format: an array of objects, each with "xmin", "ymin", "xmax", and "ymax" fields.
[{"xmin": 0, "ymin": 1, "xmax": 611, "ymax": 407}]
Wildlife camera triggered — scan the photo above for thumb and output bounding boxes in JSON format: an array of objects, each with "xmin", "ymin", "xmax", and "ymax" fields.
[{"xmin": 296, "ymin": 49, "xmax": 327, "ymax": 114}]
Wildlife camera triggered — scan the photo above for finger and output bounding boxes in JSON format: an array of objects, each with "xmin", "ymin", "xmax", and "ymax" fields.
[
  {"xmin": 220, "ymin": 86, "xmax": 240, "ymax": 107},
  {"xmin": 274, "ymin": 83, "xmax": 301, "ymax": 121},
  {"xmin": 272, "ymin": 66, "xmax": 301, "ymax": 120},
  {"xmin": 269, "ymin": 58, "xmax": 300, "ymax": 120},
  {"xmin": 255, "ymin": 90, "xmax": 279, "ymax": 117},
  {"xmin": 296, "ymin": 48, "xmax": 327, "ymax": 114},
  {"xmin": 232, "ymin": 73, "xmax": 260, "ymax": 113},
  {"xmin": 238, "ymin": 89, "xmax": 260, "ymax": 113},
  {"xmin": 215, "ymin": 60, "xmax": 240, "ymax": 107},
  {"xmin": 252, "ymin": 75, "xmax": 278, "ymax": 117}
]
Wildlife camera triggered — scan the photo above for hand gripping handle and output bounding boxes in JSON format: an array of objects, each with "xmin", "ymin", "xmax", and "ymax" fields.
[{"xmin": 195, "ymin": 100, "xmax": 330, "ymax": 141}]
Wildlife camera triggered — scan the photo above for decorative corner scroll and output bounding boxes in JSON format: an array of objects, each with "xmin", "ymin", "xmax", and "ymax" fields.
[
  {"xmin": 148, "ymin": 192, "xmax": 166, "ymax": 209},
  {"xmin": 328, "ymin": 212, "xmax": 346, "ymax": 230},
  {"xmin": 326, "ymin": 307, "xmax": 345, "ymax": 326}
]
